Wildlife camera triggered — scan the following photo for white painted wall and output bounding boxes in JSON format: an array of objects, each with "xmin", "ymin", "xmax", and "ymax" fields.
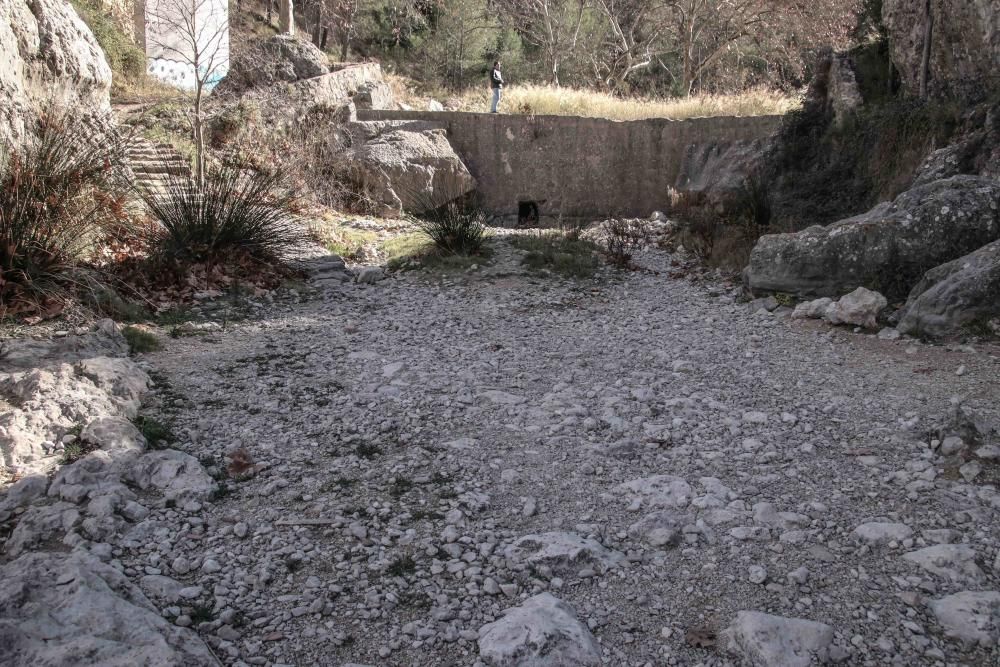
[{"xmin": 144, "ymin": 0, "xmax": 229, "ymax": 91}]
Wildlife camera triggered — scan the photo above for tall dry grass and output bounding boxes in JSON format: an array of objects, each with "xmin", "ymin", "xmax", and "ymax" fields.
[
  {"xmin": 389, "ymin": 77, "xmax": 800, "ymax": 120},
  {"xmin": 468, "ymin": 85, "xmax": 800, "ymax": 120}
]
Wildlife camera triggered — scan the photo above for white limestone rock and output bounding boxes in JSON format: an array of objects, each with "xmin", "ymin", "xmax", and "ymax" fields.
[
  {"xmin": 0, "ymin": 551, "xmax": 216, "ymax": 665},
  {"xmin": 853, "ymin": 521, "xmax": 913, "ymax": 545},
  {"xmin": 928, "ymin": 590, "xmax": 1000, "ymax": 648},
  {"xmin": 477, "ymin": 593, "xmax": 600, "ymax": 666},
  {"xmin": 823, "ymin": 287, "xmax": 888, "ymax": 329},
  {"xmin": 125, "ymin": 450, "xmax": 217, "ymax": 502},
  {"xmin": 504, "ymin": 531, "xmax": 624, "ymax": 576},
  {"xmin": 721, "ymin": 611, "xmax": 835, "ymax": 667},
  {"xmin": 613, "ymin": 475, "xmax": 692, "ymax": 509},
  {"xmin": 903, "ymin": 544, "xmax": 986, "ymax": 583}
]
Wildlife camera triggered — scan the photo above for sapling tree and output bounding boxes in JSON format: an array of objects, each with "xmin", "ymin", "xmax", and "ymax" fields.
[{"xmin": 145, "ymin": 0, "xmax": 230, "ymax": 187}]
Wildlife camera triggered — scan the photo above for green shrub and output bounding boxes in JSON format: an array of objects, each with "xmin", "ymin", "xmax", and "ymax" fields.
[
  {"xmin": 123, "ymin": 326, "xmax": 163, "ymax": 353},
  {"xmin": 132, "ymin": 415, "xmax": 175, "ymax": 448},
  {"xmin": 137, "ymin": 160, "xmax": 308, "ymax": 265},
  {"xmin": 70, "ymin": 0, "xmax": 146, "ymax": 85},
  {"xmin": 0, "ymin": 112, "xmax": 129, "ymax": 315}
]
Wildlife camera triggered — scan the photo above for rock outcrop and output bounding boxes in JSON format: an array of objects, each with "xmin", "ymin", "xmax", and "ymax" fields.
[
  {"xmin": 0, "ymin": 0, "xmax": 112, "ymax": 144},
  {"xmin": 897, "ymin": 238, "xmax": 1000, "ymax": 339},
  {"xmin": 745, "ymin": 176, "xmax": 1000, "ymax": 299},
  {"xmin": 341, "ymin": 120, "xmax": 476, "ymax": 216},
  {"xmin": 0, "ymin": 551, "xmax": 217, "ymax": 666},
  {"xmin": 0, "ymin": 321, "xmax": 150, "ymax": 473},
  {"xmin": 214, "ymin": 34, "xmax": 330, "ymax": 97},
  {"xmin": 883, "ymin": 0, "xmax": 1000, "ymax": 100}
]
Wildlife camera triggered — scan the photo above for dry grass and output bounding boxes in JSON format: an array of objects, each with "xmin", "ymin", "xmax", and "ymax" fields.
[{"xmin": 388, "ymin": 76, "xmax": 799, "ymax": 120}]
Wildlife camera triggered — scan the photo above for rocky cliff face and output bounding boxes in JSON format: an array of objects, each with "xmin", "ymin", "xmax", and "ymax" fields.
[
  {"xmin": 0, "ymin": 0, "xmax": 112, "ymax": 145},
  {"xmin": 883, "ymin": 0, "xmax": 1000, "ymax": 99}
]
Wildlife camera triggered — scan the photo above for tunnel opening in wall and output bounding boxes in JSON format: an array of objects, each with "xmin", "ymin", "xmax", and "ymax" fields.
[{"xmin": 518, "ymin": 201, "xmax": 539, "ymax": 227}]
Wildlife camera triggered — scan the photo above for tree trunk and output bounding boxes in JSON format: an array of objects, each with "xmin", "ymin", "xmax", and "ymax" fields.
[
  {"xmin": 919, "ymin": 0, "xmax": 933, "ymax": 98},
  {"xmin": 193, "ymin": 83, "xmax": 205, "ymax": 190},
  {"xmin": 312, "ymin": 1, "xmax": 323, "ymax": 47}
]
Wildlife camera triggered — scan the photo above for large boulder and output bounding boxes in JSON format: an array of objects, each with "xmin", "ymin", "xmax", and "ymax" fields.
[
  {"xmin": 214, "ymin": 34, "xmax": 329, "ymax": 97},
  {"xmin": 0, "ymin": 0, "xmax": 112, "ymax": 144},
  {"xmin": 883, "ymin": 0, "xmax": 1000, "ymax": 100},
  {"xmin": 477, "ymin": 593, "xmax": 601, "ymax": 666},
  {"xmin": 0, "ymin": 551, "xmax": 216, "ymax": 666},
  {"xmin": 745, "ymin": 176, "xmax": 1000, "ymax": 299},
  {"xmin": 342, "ymin": 120, "xmax": 476, "ymax": 216},
  {"xmin": 897, "ymin": 239, "xmax": 1000, "ymax": 339},
  {"xmin": 721, "ymin": 611, "xmax": 835, "ymax": 667}
]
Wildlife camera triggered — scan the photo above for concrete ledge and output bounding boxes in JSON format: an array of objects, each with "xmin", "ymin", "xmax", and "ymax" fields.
[{"xmin": 356, "ymin": 110, "xmax": 783, "ymax": 217}]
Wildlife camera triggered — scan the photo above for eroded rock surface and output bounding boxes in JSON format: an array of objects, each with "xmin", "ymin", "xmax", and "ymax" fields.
[
  {"xmin": 0, "ymin": 0, "xmax": 112, "ymax": 143},
  {"xmin": 898, "ymin": 238, "xmax": 1000, "ymax": 339},
  {"xmin": 745, "ymin": 176, "xmax": 1000, "ymax": 299},
  {"xmin": 721, "ymin": 611, "xmax": 834, "ymax": 667},
  {"xmin": 342, "ymin": 120, "xmax": 476, "ymax": 216},
  {"xmin": 477, "ymin": 593, "xmax": 601, "ymax": 666},
  {"xmin": 0, "ymin": 551, "xmax": 216, "ymax": 666}
]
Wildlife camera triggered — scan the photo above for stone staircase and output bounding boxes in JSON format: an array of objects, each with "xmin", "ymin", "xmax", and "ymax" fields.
[{"xmin": 126, "ymin": 136, "xmax": 193, "ymax": 197}]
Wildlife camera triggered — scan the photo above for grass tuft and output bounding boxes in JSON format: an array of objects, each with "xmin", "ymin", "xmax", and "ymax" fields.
[
  {"xmin": 512, "ymin": 231, "xmax": 600, "ymax": 279},
  {"xmin": 137, "ymin": 158, "xmax": 308, "ymax": 266},
  {"xmin": 123, "ymin": 326, "xmax": 163, "ymax": 353},
  {"xmin": 408, "ymin": 197, "xmax": 489, "ymax": 257},
  {"xmin": 133, "ymin": 415, "xmax": 175, "ymax": 448}
]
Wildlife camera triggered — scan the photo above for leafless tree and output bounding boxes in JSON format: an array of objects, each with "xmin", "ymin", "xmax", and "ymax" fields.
[
  {"xmin": 493, "ymin": 0, "xmax": 590, "ymax": 86},
  {"xmin": 145, "ymin": 0, "xmax": 230, "ymax": 186},
  {"xmin": 330, "ymin": 0, "xmax": 361, "ymax": 60},
  {"xmin": 591, "ymin": 0, "xmax": 671, "ymax": 91}
]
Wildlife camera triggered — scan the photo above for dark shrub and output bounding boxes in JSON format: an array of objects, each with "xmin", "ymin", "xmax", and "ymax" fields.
[
  {"xmin": 137, "ymin": 159, "xmax": 308, "ymax": 265},
  {"xmin": 409, "ymin": 196, "xmax": 489, "ymax": 256},
  {"xmin": 0, "ymin": 113, "xmax": 129, "ymax": 315},
  {"xmin": 603, "ymin": 218, "xmax": 650, "ymax": 268}
]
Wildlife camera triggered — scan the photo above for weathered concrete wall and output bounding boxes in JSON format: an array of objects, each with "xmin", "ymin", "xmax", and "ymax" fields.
[{"xmin": 356, "ymin": 110, "xmax": 781, "ymax": 218}]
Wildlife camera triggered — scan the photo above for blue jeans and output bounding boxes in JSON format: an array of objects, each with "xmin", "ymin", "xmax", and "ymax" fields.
[{"xmin": 490, "ymin": 87, "xmax": 502, "ymax": 113}]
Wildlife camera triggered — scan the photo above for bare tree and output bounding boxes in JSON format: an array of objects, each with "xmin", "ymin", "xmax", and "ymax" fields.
[
  {"xmin": 493, "ymin": 0, "xmax": 589, "ymax": 86},
  {"xmin": 591, "ymin": 0, "xmax": 671, "ymax": 91},
  {"xmin": 329, "ymin": 0, "xmax": 361, "ymax": 60},
  {"xmin": 145, "ymin": 0, "xmax": 230, "ymax": 186}
]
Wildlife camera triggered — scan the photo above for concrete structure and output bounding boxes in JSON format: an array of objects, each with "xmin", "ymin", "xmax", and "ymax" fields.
[
  {"xmin": 357, "ymin": 110, "xmax": 781, "ymax": 219},
  {"xmin": 139, "ymin": 0, "xmax": 229, "ymax": 91}
]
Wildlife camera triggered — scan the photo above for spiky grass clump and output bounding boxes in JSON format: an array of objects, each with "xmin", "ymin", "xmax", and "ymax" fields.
[
  {"xmin": 138, "ymin": 160, "xmax": 308, "ymax": 266},
  {"xmin": 409, "ymin": 197, "xmax": 489, "ymax": 257},
  {"xmin": 0, "ymin": 113, "xmax": 129, "ymax": 317}
]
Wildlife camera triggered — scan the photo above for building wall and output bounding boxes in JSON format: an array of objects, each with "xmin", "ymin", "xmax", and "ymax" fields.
[
  {"xmin": 356, "ymin": 110, "xmax": 782, "ymax": 218},
  {"xmin": 143, "ymin": 0, "xmax": 229, "ymax": 91}
]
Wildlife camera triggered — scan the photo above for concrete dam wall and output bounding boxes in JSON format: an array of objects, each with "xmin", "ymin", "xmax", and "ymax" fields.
[{"xmin": 356, "ymin": 109, "xmax": 782, "ymax": 219}]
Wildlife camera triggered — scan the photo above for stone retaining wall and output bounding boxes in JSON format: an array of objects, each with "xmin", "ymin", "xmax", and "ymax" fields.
[{"xmin": 356, "ymin": 109, "xmax": 782, "ymax": 218}]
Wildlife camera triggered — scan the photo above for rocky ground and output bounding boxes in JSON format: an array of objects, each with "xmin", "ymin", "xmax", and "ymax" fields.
[{"xmin": 2, "ymin": 234, "xmax": 999, "ymax": 667}]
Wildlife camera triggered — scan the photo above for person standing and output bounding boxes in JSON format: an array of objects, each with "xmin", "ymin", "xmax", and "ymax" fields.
[{"xmin": 490, "ymin": 60, "xmax": 503, "ymax": 113}]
